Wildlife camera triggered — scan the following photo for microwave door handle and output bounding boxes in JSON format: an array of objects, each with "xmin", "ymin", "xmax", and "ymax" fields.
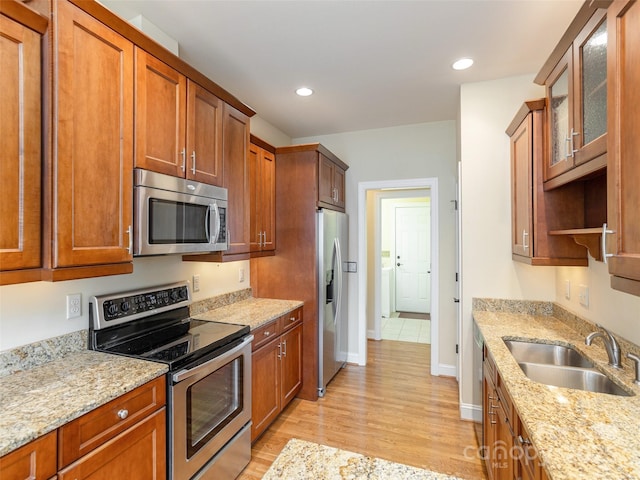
[{"xmin": 211, "ymin": 203, "xmax": 221, "ymax": 244}]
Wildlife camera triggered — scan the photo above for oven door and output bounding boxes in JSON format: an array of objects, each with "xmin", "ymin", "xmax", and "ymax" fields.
[
  {"xmin": 134, "ymin": 184, "xmax": 227, "ymax": 256},
  {"xmin": 169, "ymin": 336, "xmax": 252, "ymax": 480}
]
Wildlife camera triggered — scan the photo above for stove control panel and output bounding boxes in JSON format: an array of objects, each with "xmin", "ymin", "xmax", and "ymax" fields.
[{"xmin": 91, "ymin": 282, "xmax": 191, "ymax": 328}]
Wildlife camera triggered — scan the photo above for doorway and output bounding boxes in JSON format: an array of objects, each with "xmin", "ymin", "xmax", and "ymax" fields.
[{"xmin": 357, "ymin": 178, "xmax": 440, "ymax": 376}]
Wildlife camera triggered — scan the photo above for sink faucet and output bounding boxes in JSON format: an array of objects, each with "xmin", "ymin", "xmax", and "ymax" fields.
[{"xmin": 585, "ymin": 324, "xmax": 622, "ymax": 369}]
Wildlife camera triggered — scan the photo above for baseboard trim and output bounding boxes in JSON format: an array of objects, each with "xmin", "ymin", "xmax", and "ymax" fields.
[
  {"xmin": 438, "ymin": 363, "xmax": 457, "ymax": 377},
  {"xmin": 460, "ymin": 402, "xmax": 482, "ymax": 422}
]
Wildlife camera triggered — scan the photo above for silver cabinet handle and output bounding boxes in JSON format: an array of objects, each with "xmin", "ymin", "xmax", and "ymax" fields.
[
  {"xmin": 277, "ymin": 342, "xmax": 282, "ymax": 359},
  {"xmin": 126, "ymin": 225, "xmax": 133, "ymax": 254},
  {"xmin": 117, "ymin": 409, "xmax": 129, "ymax": 420},
  {"xmin": 282, "ymin": 339, "xmax": 287, "ymax": 357},
  {"xmin": 522, "ymin": 229, "xmax": 529, "ymax": 250},
  {"xmin": 290, "ymin": 316, "xmax": 296, "ymax": 322},
  {"xmin": 191, "ymin": 151, "xmax": 196, "ymax": 175},
  {"xmin": 517, "ymin": 435, "xmax": 532, "ymax": 446},
  {"xmin": 571, "ymin": 128, "xmax": 580, "ymax": 156},
  {"xmin": 180, "ymin": 148, "xmax": 186, "ymax": 172},
  {"xmin": 601, "ymin": 223, "xmax": 614, "ymax": 264},
  {"xmin": 263, "ymin": 330, "xmax": 270, "ymax": 336}
]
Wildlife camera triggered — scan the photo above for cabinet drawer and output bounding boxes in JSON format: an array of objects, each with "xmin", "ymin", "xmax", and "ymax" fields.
[
  {"xmin": 279, "ymin": 307, "xmax": 302, "ymax": 334},
  {"xmin": 252, "ymin": 319, "xmax": 280, "ymax": 351},
  {"xmin": 58, "ymin": 376, "xmax": 166, "ymax": 468},
  {"xmin": 0, "ymin": 431, "xmax": 57, "ymax": 480}
]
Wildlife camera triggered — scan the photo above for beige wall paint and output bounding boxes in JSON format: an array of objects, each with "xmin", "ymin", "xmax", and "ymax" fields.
[
  {"xmin": 249, "ymin": 115, "xmax": 292, "ymax": 147},
  {"xmin": 294, "ymin": 120, "xmax": 458, "ymax": 370}
]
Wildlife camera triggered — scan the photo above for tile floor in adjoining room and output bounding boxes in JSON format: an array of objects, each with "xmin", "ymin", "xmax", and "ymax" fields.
[{"xmin": 381, "ymin": 313, "xmax": 431, "ymax": 344}]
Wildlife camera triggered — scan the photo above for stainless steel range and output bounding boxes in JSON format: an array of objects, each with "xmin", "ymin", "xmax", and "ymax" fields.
[{"xmin": 89, "ymin": 282, "xmax": 252, "ymax": 480}]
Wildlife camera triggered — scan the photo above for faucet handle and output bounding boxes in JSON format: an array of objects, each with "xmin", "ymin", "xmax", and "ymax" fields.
[{"xmin": 627, "ymin": 353, "xmax": 640, "ymax": 385}]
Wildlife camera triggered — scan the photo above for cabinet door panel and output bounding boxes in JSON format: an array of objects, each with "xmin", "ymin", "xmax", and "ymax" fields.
[
  {"xmin": 251, "ymin": 339, "xmax": 280, "ymax": 442},
  {"xmin": 607, "ymin": 0, "xmax": 640, "ymax": 287},
  {"xmin": 0, "ymin": 14, "xmax": 41, "ymax": 271},
  {"xmin": 546, "ymin": 49, "xmax": 574, "ymax": 181},
  {"xmin": 135, "ymin": 48, "xmax": 186, "ymax": 177},
  {"xmin": 249, "ymin": 144, "xmax": 261, "ymax": 252},
  {"xmin": 187, "ymin": 81, "xmax": 223, "ymax": 185},
  {"xmin": 281, "ymin": 323, "xmax": 303, "ymax": 406},
  {"xmin": 318, "ymin": 154, "xmax": 335, "ymax": 205},
  {"xmin": 333, "ymin": 165, "xmax": 346, "ymax": 209},
  {"xmin": 58, "ymin": 409, "xmax": 166, "ymax": 480},
  {"xmin": 222, "ymin": 103, "xmax": 250, "ymax": 255},
  {"xmin": 0, "ymin": 431, "xmax": 56, "ymax": 480},
  {"xmin": 54, "ymin": 1, "xmax": 133, "ymax": 267},
  {"xmin": 261, "ymin": 149, "xmax": 276, "ymax": 250},
  {"xmin": 511, "ymin": 114, "xmax": 533, "ymax": 258}
]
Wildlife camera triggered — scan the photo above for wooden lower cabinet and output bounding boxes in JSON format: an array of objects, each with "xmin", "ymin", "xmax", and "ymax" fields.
[
  {"xmin": 251, "ymin": 309, "xmax": 303, "ymax": 442},
  {"xmin": 483, "ymin": 350, "xmax": 543, "ymax": 480},
  {"xmin": 0, "ymin": 431, "xmax": 57, "ymax": 480},
  {"xmin": 58, "ymin": 408, "xmax": 166, "ymax": 480}
]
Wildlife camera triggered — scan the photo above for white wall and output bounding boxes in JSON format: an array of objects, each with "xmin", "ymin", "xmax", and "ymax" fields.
[
  {"xmin": 0, "ymin": 257, "xmax": 249, "ymax": 351},
  {"xmin": 459, "ymin": 75, "xmax": 555, "ymax": 412},
  {"xmin": 250, "ymin": 115, "xmax": 292, "ymax": 147},
  {"xmin": 295, "ymin": 120, "xmax": 458, "ymax": 369}
]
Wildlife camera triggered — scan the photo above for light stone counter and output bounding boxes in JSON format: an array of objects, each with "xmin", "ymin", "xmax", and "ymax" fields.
[
  {"xmin": 192, "ymin": 297, "xmax": 303, "ymax": 330},
  {"xmin": 0, "ymin": 349, "xmax": 167, "ymax": 456},
  {"xmin": 473, "ymin": 300, "xmax": 640, "ymax": 480},
  {"xmin": 263, "ymin": 438, "xmax": 462, "ymax": 480}
]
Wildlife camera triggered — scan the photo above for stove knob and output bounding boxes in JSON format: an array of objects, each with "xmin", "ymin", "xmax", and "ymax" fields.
[
  {"xmin": 121, "ymin": 301, "xmax": 130, "ymax": 312},
  {"xmin": 107, "ymin": 303, "xmax": 118, "ymax": 316}
]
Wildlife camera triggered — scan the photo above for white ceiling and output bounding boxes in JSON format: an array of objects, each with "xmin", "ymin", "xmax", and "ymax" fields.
[{"xmin": 100, "ymin": 0, "xmax": 583, "ymax": 139}]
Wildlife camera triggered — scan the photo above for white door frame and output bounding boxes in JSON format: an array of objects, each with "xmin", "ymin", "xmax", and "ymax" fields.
[{"xmin": 357, "ymin": 178, "xmax": 440, "ymax": 376}]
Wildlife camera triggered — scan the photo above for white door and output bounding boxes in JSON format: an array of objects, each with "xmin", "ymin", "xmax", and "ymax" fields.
[{"xmin": 395, "ymin": 206, "xmax": 430, "ymax": 313}]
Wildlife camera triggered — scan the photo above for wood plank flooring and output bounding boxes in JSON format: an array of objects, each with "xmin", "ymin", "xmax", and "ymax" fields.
[{"xmin": 239, "ymin": 340, "xmax": 486, "ymax": 479}]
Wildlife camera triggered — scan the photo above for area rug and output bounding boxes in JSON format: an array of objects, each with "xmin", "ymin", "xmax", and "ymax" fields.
[
  {"xmin": 398, "ymin": 312, "xmax": 430, "ymax": 320},
  {"xmin": 262, "ymin": 438, "xmax": 462, "ymax": 480}
]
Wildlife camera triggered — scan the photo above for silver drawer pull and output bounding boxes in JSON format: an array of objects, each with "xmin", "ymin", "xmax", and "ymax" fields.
[
  {"xmin": 264, "ymin": 331, "xmax": 270, "ymax": 336},
  {"xmin": 117, "ymin": 409, "xmax": 129, "ymax": 420},
  {"xmin": 290, "ymin": 316, "xmax": 296, "ymax": 322}
]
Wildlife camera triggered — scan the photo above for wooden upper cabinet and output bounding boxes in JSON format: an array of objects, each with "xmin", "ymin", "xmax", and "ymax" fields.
[
  {"xmin": 606, "ymin": 0, "xmax": 640, "ymax": 296},
  {"xmin": 318, "ymin": 152, "xmax": 346, "ymax": 212},
  {"xmin": 187, "ymin": 82, "xmax": 223, "ymax": 186},
  {"xmin": 49, "ymin": 0, "xmax": 134, "ymax": 275},
  {"xmin": 249, "ymin": 137, "xmax": 276, "ymax": 255},
  {"xmin": 0, "ymin": 11, "xmax": 42, "ymax": 281},
  {"xmin": 507, "ymin": 100, "xmax": 589, "ymax": 266},
  {"xmin": 134, "ymin": 48, "xmax": 186, "ymax": 177},
  {"xmin": 135, "ymin": 48, "xmax": 223, "ymax": 186},
  {"xmin": 541, "ymin": 7, "xmax": 608, "ymax": 186},
  {"xmin": 222, "ymin": 103, "xmax": 250, "ymax": 256}
]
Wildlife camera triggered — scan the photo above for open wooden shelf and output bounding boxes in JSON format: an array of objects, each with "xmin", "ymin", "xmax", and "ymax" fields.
[{"xmin": 549, "ymin": 228, "xmax": 602, "ymax": 261}]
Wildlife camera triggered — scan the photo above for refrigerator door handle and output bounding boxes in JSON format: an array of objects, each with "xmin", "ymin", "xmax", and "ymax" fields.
[{"xmin": 333, "ymin": 238, "xmax": 343, "ymax": 326}]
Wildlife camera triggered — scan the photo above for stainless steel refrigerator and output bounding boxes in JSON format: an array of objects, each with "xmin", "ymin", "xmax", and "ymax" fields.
[{"xmin": 317, "ymin": 209, "xmax": 348, "ymax": 397}]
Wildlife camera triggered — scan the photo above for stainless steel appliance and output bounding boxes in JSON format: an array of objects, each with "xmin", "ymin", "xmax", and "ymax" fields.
[
  {"xmin": 89, "ymin": 282, "xmax": 252, "ymax": 480},
  {"xmin": 134, "ymin": 168, "xmax": 228, "ymax": 256},
  {"xmin": 317, "ymin": 209, "xmax": 349, "ymax": 397}
]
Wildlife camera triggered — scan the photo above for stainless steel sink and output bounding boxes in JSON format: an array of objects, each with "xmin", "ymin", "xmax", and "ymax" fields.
[
  {"xmin": 517, "ymin": 362, "xmax": 633, "ymax": 397},
  {"xmin": 504, "ymin": 339, "xmax": 594, "ymax": 368}
]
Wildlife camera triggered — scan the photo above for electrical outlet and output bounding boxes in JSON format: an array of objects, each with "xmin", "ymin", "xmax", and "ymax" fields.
[
  {"xmin": 239, "ymin": 268, "xmax": 245, "ymax": 283},
  {"xmin": 564, "ymin": 280, "xmax": 571, "ymax": 300},
  {"xmin": 579, "ymin": 284, "xmax": 589, "ymax": 308},
  {"xmin": 192, "ymin": 274, "xmax": 200, "ymax": 292},
  {"xmin": 66, "ymin": 293, "xmax": 82, "ymax": 319}
]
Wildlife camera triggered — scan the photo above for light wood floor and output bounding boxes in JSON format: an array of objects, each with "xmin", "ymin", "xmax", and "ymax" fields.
[{"xmin": 239, "ymin": 340, "xmax": 486, "ymax": 479}]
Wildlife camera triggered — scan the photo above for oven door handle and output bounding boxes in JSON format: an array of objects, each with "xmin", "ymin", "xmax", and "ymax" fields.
[{"xmin": 172, "ymin": 335, "xmax": 253, "ymax": 383}]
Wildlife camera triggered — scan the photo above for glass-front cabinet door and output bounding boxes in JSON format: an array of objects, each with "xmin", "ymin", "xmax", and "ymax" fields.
[
  {"xmin": 574, "ymin": 10, "xmax": 607, "ymax": 165},
  {"xmin": 544, "ymin": 9, "xmax": 608, "ymax": 183},
  {"xmin": 546, "ymin": 49, "xmax": 573, "ymax": 181}
]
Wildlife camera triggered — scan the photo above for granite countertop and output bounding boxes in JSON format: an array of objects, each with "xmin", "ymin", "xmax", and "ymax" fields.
[
  {"xmin": 473, "ymin": 303, "xmax": 640, "ymax": 480},
  {"xmin": 192, "ymin": 297, "xmax": 304, "ymax": 330},
  {"xmin": 263, "ymin": 438, "xmax": 462, "ymax": 480},
  {"xmin": 0, "ymin": 350, "xmax": 167, "ymax": 457}
]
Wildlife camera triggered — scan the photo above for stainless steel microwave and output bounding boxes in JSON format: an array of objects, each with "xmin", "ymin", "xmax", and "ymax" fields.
[{"xmin": 134, "ymin": 169, "xmax": 228, "ymax": 256}]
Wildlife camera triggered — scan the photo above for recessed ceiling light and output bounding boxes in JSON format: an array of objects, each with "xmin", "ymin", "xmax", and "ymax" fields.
[
  {"xmin": 296, "ymin": 87, "xmax": 314, "ymax": 97},
  {"xmin": 452, "ymin": 58, "xmax": 474, "ymax": 70}
]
